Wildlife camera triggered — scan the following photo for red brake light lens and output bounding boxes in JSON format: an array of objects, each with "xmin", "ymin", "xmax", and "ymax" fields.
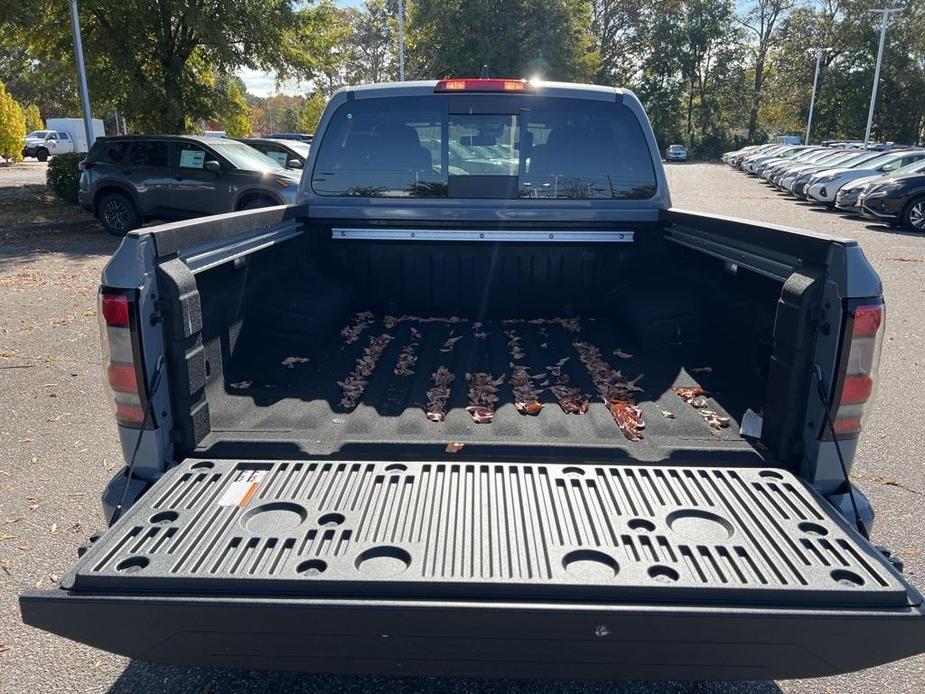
[
  {"xmin": 101, "ymin": 293, "xmax": 130, "ymax": 327},
  {"xmin": 839, "ymin": 375, "xmax": 873, "ymax": 405},
  {"xmin": 107, "ymin": 363, "xmax": 139, "ymax": 393},
  {"xmin": 826, "ymin": 300, "xmax": 884, "ymax": 440},
  {"xmin": 852, "ymin": 305, "xmax": 883, "ymax": 336},
  {"xmin": 115, "ymin": 402, "xmax": 146, "ymax": 425},
  {"xmin": 435, "ymin": 79, "xmax": 528, "ymax": 93}
]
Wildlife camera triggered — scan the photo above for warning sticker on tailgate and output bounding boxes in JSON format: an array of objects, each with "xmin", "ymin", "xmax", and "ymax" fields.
[{"xmin": 218, "ymin": 470, "xmax": 267, "ymax": 508}]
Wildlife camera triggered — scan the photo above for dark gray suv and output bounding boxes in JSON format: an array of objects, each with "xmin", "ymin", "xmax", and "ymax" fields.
[{"xmin": 78, "ymin": 135, "xmax": 300, "ymax": 235}]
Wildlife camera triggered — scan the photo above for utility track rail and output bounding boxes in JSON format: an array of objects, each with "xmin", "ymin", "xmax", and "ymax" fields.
[{"xmin": 66, "ymin": 459, "xmax": 906, "ymax": 606}]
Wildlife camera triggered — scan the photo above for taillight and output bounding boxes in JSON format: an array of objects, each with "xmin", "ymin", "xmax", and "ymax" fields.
[
  {"xmin": 98, "ymin": 288, "xmax": 152, "ymax": 428},
  {"xmin": 434, "ymin": 78, "xmax": 529, "ymax": 93},
  {"xmin": 827, "ymin": 300, "xmax": 884, "ymax": 438}
]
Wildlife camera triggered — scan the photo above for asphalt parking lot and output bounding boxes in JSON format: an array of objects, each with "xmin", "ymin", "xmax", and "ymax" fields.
[{"xmin": 1, "ymin": 162, "xmax": 924, "ymax": 693}]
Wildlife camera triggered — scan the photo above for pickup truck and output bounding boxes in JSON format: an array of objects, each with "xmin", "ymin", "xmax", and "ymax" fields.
[{"xmin": 20, "ymin": 80, "xmax": 925, "ymax": 680}]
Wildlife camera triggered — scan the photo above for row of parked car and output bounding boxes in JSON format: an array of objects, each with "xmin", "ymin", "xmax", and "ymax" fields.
[
  {"xmin": 722, "ymin": 143, "xmax": 925, "ymax": 232},
  {"xmin": 77, "ymin": 135, "xmax": 312, "ymax": 235}
]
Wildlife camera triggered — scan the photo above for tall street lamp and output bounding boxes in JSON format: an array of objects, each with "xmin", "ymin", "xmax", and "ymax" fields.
[
  {"xmin": 805, "ymin": 47, "xmax": 832, "ymax": 146},
  {"xmin": 864, "ymin": 7, "xmax": 902, "ymax": 149},
  {"xmin": 68, "ymin": 0, "xmax": 96, "ymax": 147}
]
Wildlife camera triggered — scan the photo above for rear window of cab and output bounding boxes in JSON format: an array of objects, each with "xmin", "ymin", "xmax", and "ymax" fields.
[{"xmin": 310, "ymin": 95, "xmax": 657, "ymax": 200}]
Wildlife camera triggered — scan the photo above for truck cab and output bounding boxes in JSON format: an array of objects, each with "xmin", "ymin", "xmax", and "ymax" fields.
[{"xmin": 23, "ymin": 129, "xmax": 74, "ymax": 160}]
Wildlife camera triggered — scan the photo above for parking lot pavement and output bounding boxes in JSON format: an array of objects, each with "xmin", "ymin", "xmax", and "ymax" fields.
[
  {"xmin": 2, "ymin": 162, "xmax": 924, "ymax": 693},
  {"xmin": 0, "ymin": 161, "xmax": 49, "ymax": 193}
]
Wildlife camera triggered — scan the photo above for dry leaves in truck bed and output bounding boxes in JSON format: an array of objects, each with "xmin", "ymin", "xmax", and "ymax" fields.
[
  {"xmin": 425, "ymin": 366, "xmax": 454, "ymax": 422},
  {"xmin": 673, "ymin": 386, "xmax": 730, "ymax": 435},
  {"xmin": 673, "ymin": 385, "xmax": 707, "ymax": 403},
  {"xmin": 547, "ymin": 363, "xmax": 589, "ymax": 416},
  {"xmin": 502, "ymin": 317, "xmax": 582, "ymax": 333},
  {"xmin": 280, "ymin": 357, "xmax": 309, "ymax": 368},
  {"xmin": 505, "ymin": 329, "xmax": 525, "ymax": 361},
  {"xmin": 472, "ymin": 322, "xmax": 489, "ymax": 340},
  {"xmin": 465, "ymin": 372, "xmax": 504, "ymax": 424},
  {"xmin": 341, "ymin": 311, "xmax": 375, "ymax": 344},
  {"xmin": 440, "ymin": 334, "xmax": 463, "ymax": 353},
  {"xmin": 574, "ymin": 340, "xmax": 645, "ymax": 440},
  {"xmin": 384, "ymin": 315, "xmax": 468, "ymax": 329},
  {"xmin": 338, "ymin": 334, "xmax": 394, "ymax": 408},
  {"xmin": 394, "ymin": 327, "xmax": 421, "ymax": 376},
  {"xmin": 506, "ymin": 329, "xmax": 543, "ymax": 415}
]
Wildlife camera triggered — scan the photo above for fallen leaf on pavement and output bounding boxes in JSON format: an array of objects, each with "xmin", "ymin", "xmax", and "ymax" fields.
[
  {"xmin": 82, "ymin": 309, "xmax": 97, "ymax": 317},
  {"xmin": 660, "ymin": 410, "xmax": 676, "ymax": 419}
]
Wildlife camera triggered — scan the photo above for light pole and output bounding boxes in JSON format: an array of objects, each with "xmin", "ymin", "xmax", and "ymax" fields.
[
  {"xmin": 397, "ymin": 0, "xmax": 405, "ymax": 81},
  {"xmin": 68, "ymin": 0, "xmax": 95, "ymax": 147},
  {"xmin": 805, "ymin": 47, "xmax": 831, "ymax": 146},
  {"xmin": 864, "ymin": 7, "xmax": 902, "ymax": 149}
]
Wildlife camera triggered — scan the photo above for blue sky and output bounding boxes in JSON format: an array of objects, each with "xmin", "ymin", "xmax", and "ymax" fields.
[{"xmin": 239, "ymin": 0, "xmax": 365, "ymax": 96}]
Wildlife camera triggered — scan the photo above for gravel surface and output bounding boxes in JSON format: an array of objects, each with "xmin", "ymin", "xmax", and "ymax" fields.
[
  {"xmin": 2, "ymin": 163, "xmax": 924, "ymax": 693},
  {"xmin": 0, "ymin": 161, "xmax": 49, "ymax": 194}
]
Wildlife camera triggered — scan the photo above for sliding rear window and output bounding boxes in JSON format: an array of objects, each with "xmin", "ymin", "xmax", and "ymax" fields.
[{"xmin": 310, "ymin": 95, "xmax": 657, "ymax": 200}]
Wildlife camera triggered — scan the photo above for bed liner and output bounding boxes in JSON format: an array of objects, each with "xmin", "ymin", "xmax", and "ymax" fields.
[{"xmin": 203, "ymin": 315, "xmax": 761, "ymax": 463}]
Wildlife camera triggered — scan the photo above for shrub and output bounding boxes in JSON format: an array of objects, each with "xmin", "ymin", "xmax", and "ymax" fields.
[{"xmin": 46, "ymin": 152, "xmax": 85, "ymax": 204}]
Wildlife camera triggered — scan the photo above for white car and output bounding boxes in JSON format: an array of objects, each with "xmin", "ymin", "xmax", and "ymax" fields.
[
  {"xmin": 806, "ymin": 150, "xmax": 925, "ymax": 205},
  {"xmin": 666, "ymin": 144, "xmax": 688, "ymax": 162}
]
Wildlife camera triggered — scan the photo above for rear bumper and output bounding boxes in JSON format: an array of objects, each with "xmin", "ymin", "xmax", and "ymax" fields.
[{"xmin": 20, "ymin": 591, "xmax": 925, "ymax": 680}]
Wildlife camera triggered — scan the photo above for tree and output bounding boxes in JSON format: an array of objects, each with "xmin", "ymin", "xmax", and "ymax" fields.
[
  {"xmin": 23, "ymin": 103, "xmax": 43, "ymax": 132},
  {"xmin": 738, "ymin": 0, "xmax": 793, "ymax": 141},
  {"xmin": 407, "ymin": 0, "xmax": 598, "ymax": 81},
  {"xmin": 297, "ymin": 92, "xmax": 327, "ymax": 133},
  {"xmin": 221, "ymin": 77, "xmax": 251, "ymax": 137},
  {"xmin": 3, "ymin": 1, "xmax": 344, "ymax": 133},
  {"xmin": 0, "ymin": 81, "xmax": 26, "ymax": 163}
]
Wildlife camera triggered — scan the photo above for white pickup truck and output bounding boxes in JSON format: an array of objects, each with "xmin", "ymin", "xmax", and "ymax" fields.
[{"xmin": 22, "ymin": 117, "xmax": 104, "ymax": 161}]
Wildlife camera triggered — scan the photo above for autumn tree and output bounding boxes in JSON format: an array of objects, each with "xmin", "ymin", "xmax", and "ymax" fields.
[
  {"xmin": 0, "ymin": 81, "xmax": 26, "ymax": 163},
  {"xmin": 23, "ymin": 103, "xmax": 44, "ymax": 132},
  {"xmin": 297, "ymin": 92, "xmax": 327, "ymax": 133},
  {"xmin": 2, "ymin": 1, "xmax": 344, "ymax": 133}
]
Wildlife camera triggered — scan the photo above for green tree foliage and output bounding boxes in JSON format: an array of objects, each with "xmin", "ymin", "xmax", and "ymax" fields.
[
  {"xmin": 0, "ymin": 81, "xmax": 26, "ymax": 163},
  {"xmin": 592, "ymin": 0, "xmax": 925, "ymax": 153},
  {"xmin": 407, "ymin": 0, "xmax": 598, "ymax": 81},
  {"xmin": 221, "ymin": 77, "xmax": 251, "ymax": 137},
  {"xmin": 297, "ymin": 92, "xmax": 327, "ymax": 133},
  {"xmin": 23, "ymin": 103, "xmax": 44, "ymax": 132},
  {"xmin": 2, "ymin": 1, "xmax": 344, "ymax": 134}
]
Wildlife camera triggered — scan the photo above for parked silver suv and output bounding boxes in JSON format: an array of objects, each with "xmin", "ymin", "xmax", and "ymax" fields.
[{"xmin": 78, "ymin": 135, "xmax": 300, "ymax": 235}]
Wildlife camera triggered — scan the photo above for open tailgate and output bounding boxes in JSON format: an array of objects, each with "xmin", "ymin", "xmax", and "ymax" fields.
[{"xmin": 21, "ymin": 458, "xmax": 925, "ymax": 679}]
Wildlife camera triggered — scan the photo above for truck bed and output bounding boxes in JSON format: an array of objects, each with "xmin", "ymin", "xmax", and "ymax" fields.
[{"xmin": 203, "ymin": 313, "xmax": 761, "ymax": 464}]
